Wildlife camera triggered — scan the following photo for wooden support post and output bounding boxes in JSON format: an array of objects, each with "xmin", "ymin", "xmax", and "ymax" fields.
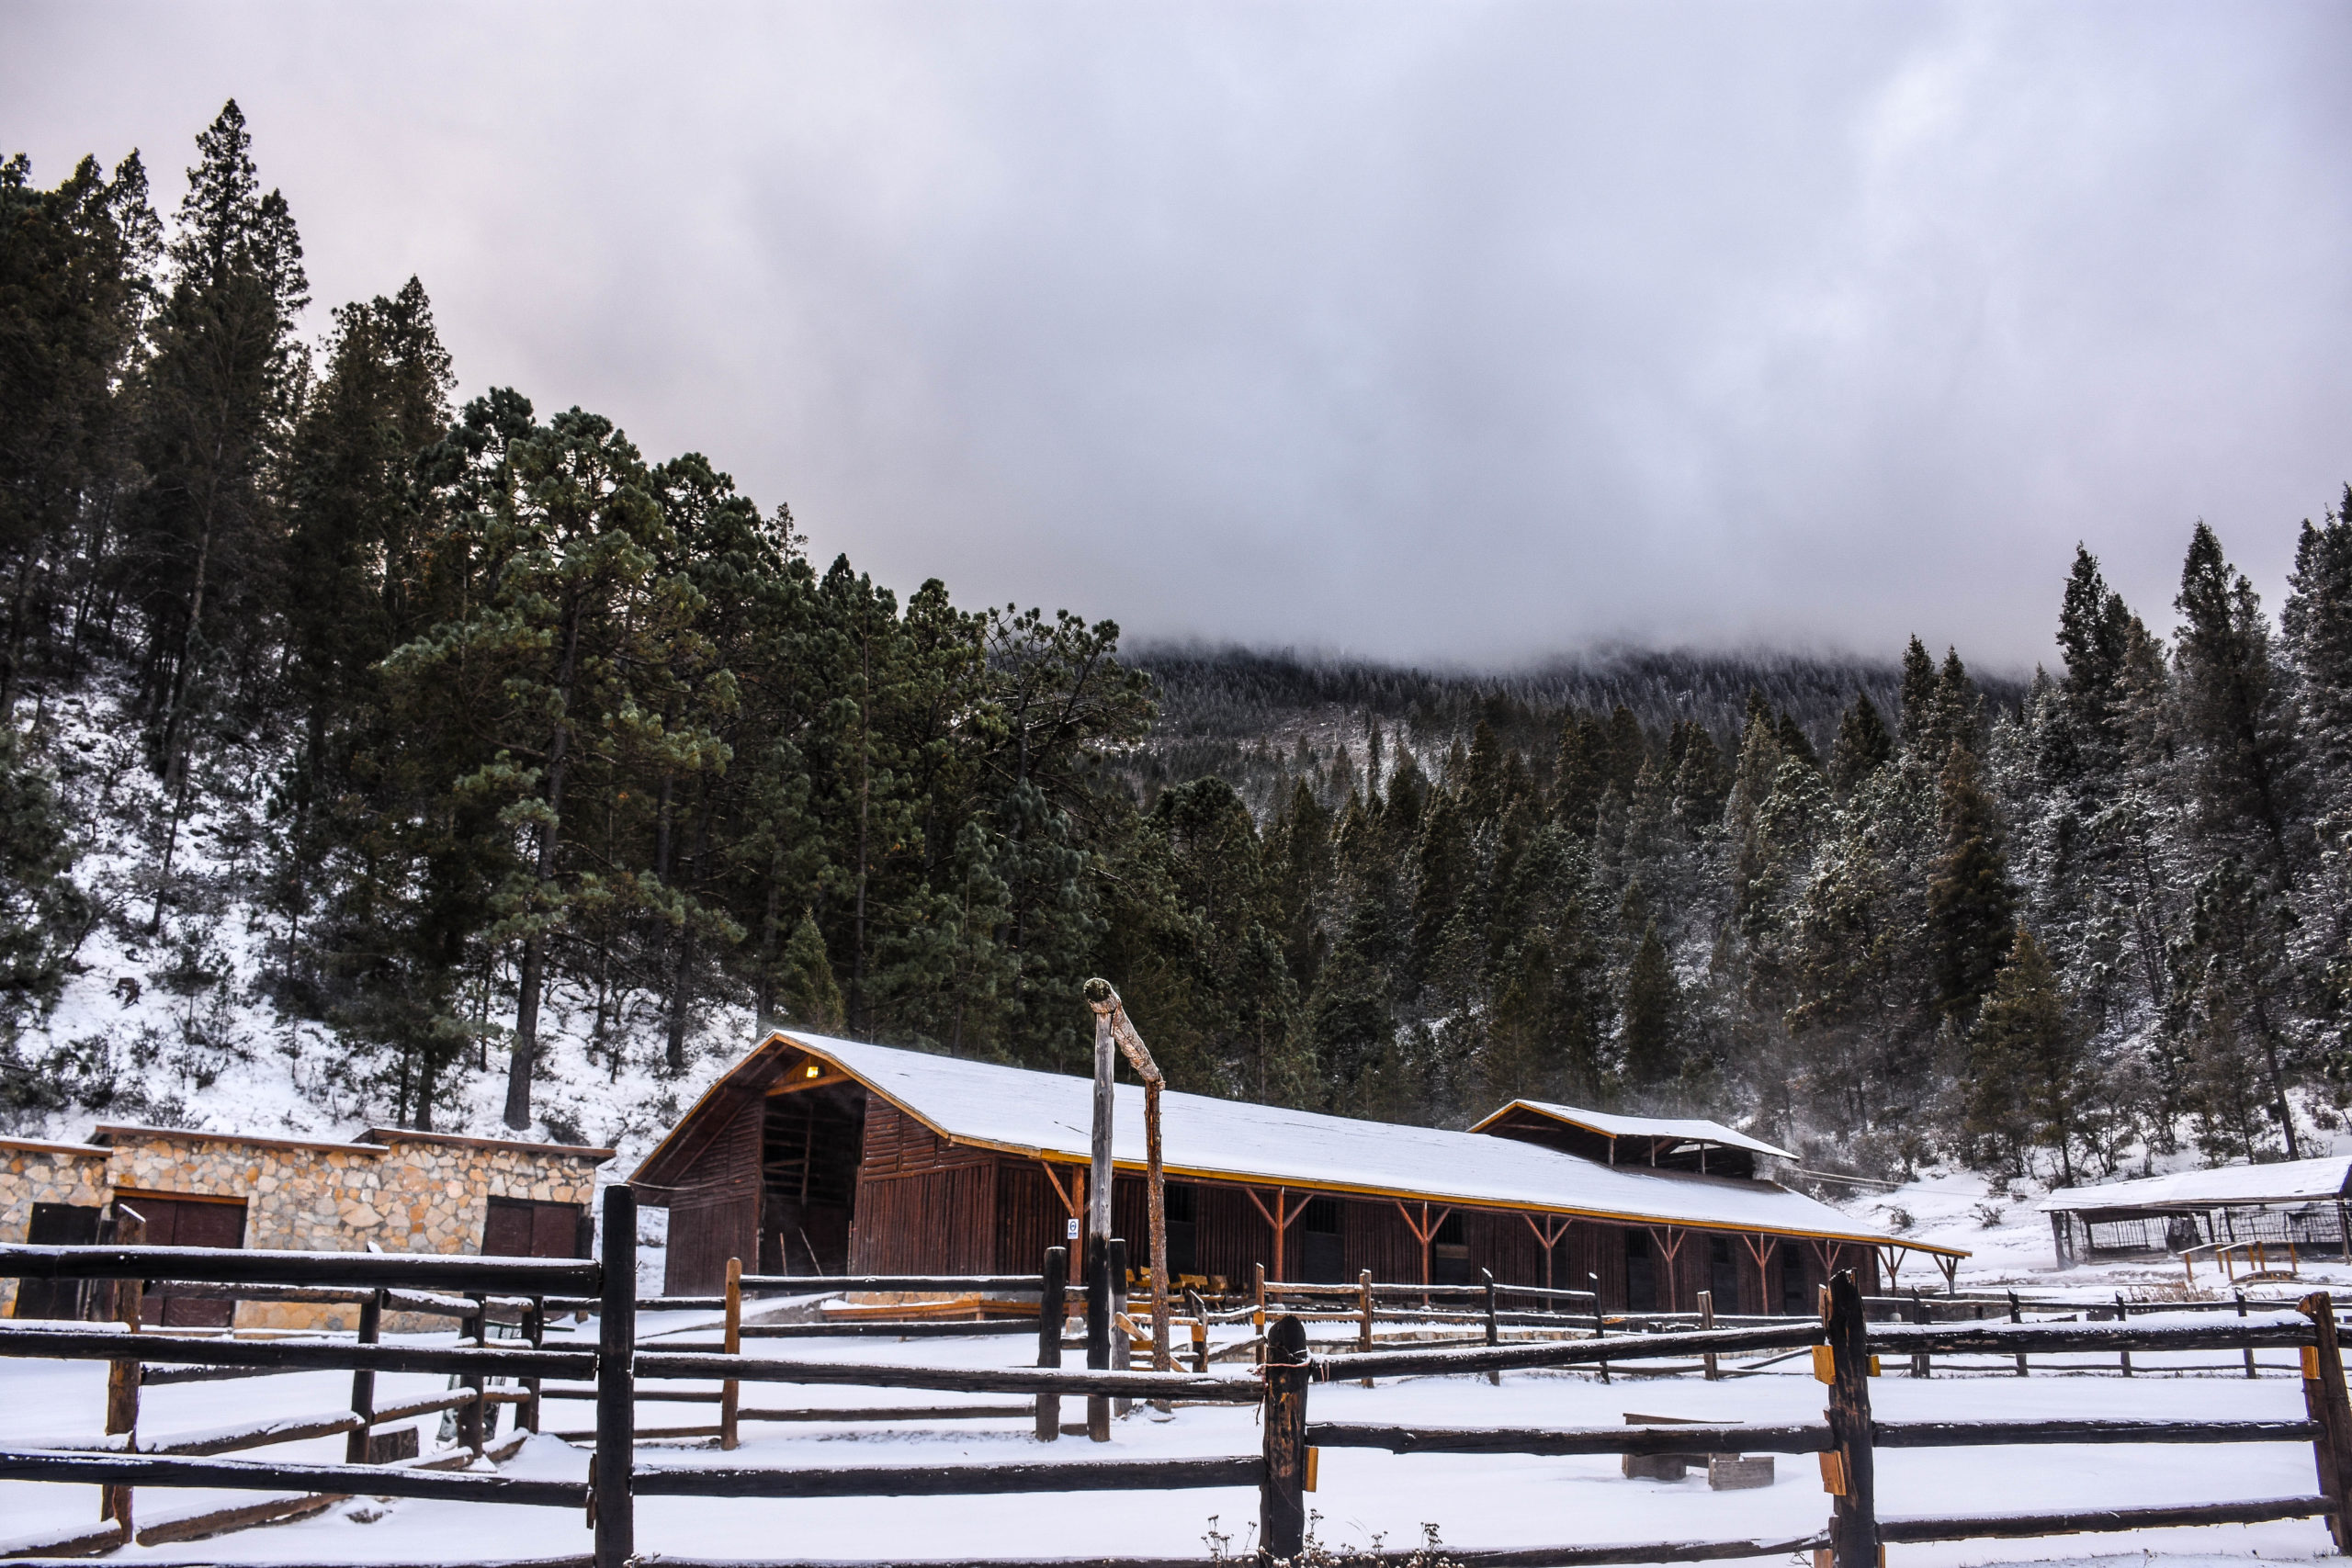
[
  {"xmin": 1700, "ymin": 1289, "xmax": 1719, "ymax": 1381},
  {"xmin": 345, "ymin": 1289, "xmax": 382, "ymax": 1463},
  {"xmin": 460, "ymin": 1292, "xmax": 487, "ymax": 1453},
  {"xmin": 100, "ymin": 1211, "xmax": 143, "ymax": 1541},
  {"xmin": 1822, "ymin": 1271, "xmax": 1877, "ymax": 1568},
  {"xmin": 1085, "ymin": 1235, "xmax": 1112, "ymax": 1442},
  {"xmin": 593, "ymin": 1185, "xmax": 636, "ymax": 1568},
  {"xmin": 524, "ymin": 1294, "xmax": 545, "ymax": 1434},
  {"xmin": 1259, "ymin": 1314, "xmax": 1310, "ymax": 1563},
  {"xmin": 1357, "ymin": 1269, "xmax": 1374, "ymax": 1388},
  {"xmin": 2009, "ymin": 1290, "xmax": 2028, "ymax": 1377},
  {"xmin": 1185, "ymin": 1284, "xmax": 1210, "ymax": 1373},
  {"xmin": 1482, "ymin": 1268, "xmax": 1501, "ymax": 1386},
  {"xmin": 1593, "ymin": 1273, "xmax": 1611, "ymax": 1385},
  {"xmin": 1110, "ymin": 1236, "xmax": 1133, "ymax": 1416},
  {"xmin": 2301, "ymin": 1292, "xmax": 2352, "ymax": 1551},
  {"xmin": 2117, "ymin": 1293, "xmax": 2133, "ymax": 1377},
  {"xmin": 2244, "ymin": 1291, "xmax": 2259, "ymax": 1379},
  {"xmin": 1035, "ymin": 1245, "xmax": 1067, "ymax": 1441},
  {"xmin": 1253, "ymin": 1262, "xmax": 1268, "ymax": 1368},
  {"xmin": 719, "ymin": 1258, "xmax": 741, "ymax": 1450},
  {"xmin": 1910, "ymin": 1290, "xmax": 1930, "ymax": 1378}
]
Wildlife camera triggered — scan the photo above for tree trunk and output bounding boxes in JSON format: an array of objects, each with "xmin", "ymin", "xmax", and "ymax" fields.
[{"xmin": 503, "ymin": 598, "xmax": 586, "ymax": 1131}]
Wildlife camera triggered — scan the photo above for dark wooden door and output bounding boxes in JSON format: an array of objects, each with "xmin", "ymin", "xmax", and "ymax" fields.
[
  {"xmin": 482, "ymin": 1196, "xmax": 586, "ymax": 1258},
  {"xmin": 12, "ymin": 1202, "xmax": 101, "ymax": 1319},
  {"xmin": 124, "ymin": 1196, "xmax": 245, "ymax": 1327}
]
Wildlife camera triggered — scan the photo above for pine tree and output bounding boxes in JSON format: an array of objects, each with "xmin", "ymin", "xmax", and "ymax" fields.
[
  {"xmin": 1621, "ymin": 919, "xmax": 1679, "ymax": 1089},
  {"xmin": 1965, "ymin": 924, "xmax": 2083, "ymax": 1179},
  {"xmin": 2174, "ymin": 521, "xmax": 2297, "ymax": 873},
  {"xmin": 1897, "ymin": 637, "xmax": 1939, "ymax": 753},
  {"xmin": 2057, "ymin": 545, "xmax": 2133, "ymax": 753},
  {"xmin": 1827, "ymin": 691, "xmax": 1893, "ymax": 796},
  {"xmin": 776, "ymin": 909, "xmax": 845, "ymax": 1031},
  {"xmin": 1926, "ymin": 740, "xmax": 2016, "ymax": 1024}
]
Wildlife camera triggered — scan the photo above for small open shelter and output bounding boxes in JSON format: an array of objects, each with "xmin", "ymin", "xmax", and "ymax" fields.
[{"xmin": 2038, "ymin": 1155, "xmax": 2352, "ymax": 1267}]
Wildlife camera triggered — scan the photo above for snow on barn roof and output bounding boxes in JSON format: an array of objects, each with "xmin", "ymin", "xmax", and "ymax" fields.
[
  {"xmin": 1470, "ymin": 1100, "xmax": 1794, "ymax": 1159},
  {"xmin": 659, "ymin": 1032, "xmax": 1942, "ymax": 1251},
  {"xmin": 2037, "ymin": 1155, "xmax": 2352, "ymax": 1214}
]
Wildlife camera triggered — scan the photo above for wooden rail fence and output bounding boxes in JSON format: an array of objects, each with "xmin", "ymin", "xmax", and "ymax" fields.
[{"xmin": 4, "ymin": 1192, "xmax": 2346, "ymax": 1568}]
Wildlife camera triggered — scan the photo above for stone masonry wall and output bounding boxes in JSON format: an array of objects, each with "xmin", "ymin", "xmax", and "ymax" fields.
[
  {"xmin": 5, "ymin": 1128, "xmax": 611, "ymax": 1331},
  {"xmin": 0, "ymin": 1139, "xmax": 111, "ymax": 1316}
]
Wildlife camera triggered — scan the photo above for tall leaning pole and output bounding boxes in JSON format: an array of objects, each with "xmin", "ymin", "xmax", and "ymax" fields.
[{"xmin": 1086, "ymin": 978, "xmax": 1171, "ymax": 1374}]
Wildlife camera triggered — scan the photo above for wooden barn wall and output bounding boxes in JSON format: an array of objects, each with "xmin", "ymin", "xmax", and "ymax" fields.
[
  {"xmin": 658, "ymin": 1098, "xmax": 762, "ymax": 1295},
  {"xmin": 847, "ymin": 1102, "xmax": 997, "ymax": 1274},
  {"xmin": 844, "ymin": 1128, "xmax": 1894, "ymax": 1305}
]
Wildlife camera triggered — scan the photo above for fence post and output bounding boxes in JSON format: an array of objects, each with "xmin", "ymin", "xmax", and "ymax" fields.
[
  {"xmin": 2301, "ymin": 1292, "xmax": 2352, "ymax": 1551},
  {"xmin": 1253, "ymin": 1262, "xmax": 1268, "ymax": 1368},
  {"xmin": 2009, "ymin": 1289, "xmax": 2028, "ymax": 1377},
  {"xmin": 1111, "ymin": 1236, "xmax": 1134, "ymax": 1416},
  {"xmin": 1822, "ymin": 1270, "xmax": 1877, "ymax": 1568},
  {"xmin": 1260, "ymin": 1314, "xmax": 1311, "ymax": 1563},
  {"xmin": 1356, "ymin": 1269, "xmax": 1374, "ymax": 1389},
  {"xmin": 1909, "ymin": 1290, "xmax": 1929, "ymax": 1378},
  {"xmin": 1482, "ymin": 1269, "xmax": 1502, "ymax": 1386},
  {"xmin": 1086, "ymin": 1235, "xmax": 1112, "ymax": 1442},
  {"xmin": 719, "ymin": 1258, "xmax": 741, "ymax": 1450},
  {"xmin": 1700, "ymin": 1289, "xmax": 1718, "ymax": 1381},
  {"xmin": 461, "ymin": 1292, "xmax": 487, "ymax": 1454},
  {"xmin": 1592, "ymin": 1271, "xmax": 1610, "ymax": 1385},
  {"xmin": 1035, "ymin": 1245, "xmax": 1067, "ymax": 1441},
  {"xmin": 524, "ymin": 1294, "xmax": 545, "ymax": 1435},
  {"xmin": 345, "ymin": 1288, "xmax": 382, "ymax": 1463},
  {"xmin": 593, "ymin": 1185, "xmax": 636, "ymax": 1568},
  {"xmin": 100, "ymin": 1207, "xmax": 143, "ymax": 1540},
  {"xmin": 1185, "ymin": 1283, "xmax": 1211, "ymax": 1373},
  {"xmin": 2243, "ymin": 1290, "xmax": 2259, "ymax": 1379},
  {"xmin": 2115, "ymin": 1293, "xmax": 2133, "ymax": 1377}
]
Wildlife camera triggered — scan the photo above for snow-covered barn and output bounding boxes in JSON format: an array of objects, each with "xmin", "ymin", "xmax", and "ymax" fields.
[
  {"xmin": 631, "ymin": 1032, "xmax": 1949, "ymax": 1310},
  {"xmin": 2039, "ymin": 1155, "xmax": 2352, "ymax": 1266}
]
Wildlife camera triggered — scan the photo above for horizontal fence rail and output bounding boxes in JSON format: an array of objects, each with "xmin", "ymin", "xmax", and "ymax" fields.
[
  {"xmin": 0, "ymin": 1323, "xmax": 592, "ymax": 1379},
  {"xmin": 0, "ymin": 1448, "xmax": 587, "ymax": 1507},
  {"xmin": 630, "ymin": 1455, "xmax": 1262, "ymax": 1499},
  {"xmin": 633, "ymin": 1350, "xmax": 1261, "ymax": 1402},
  {"xmin": 0, "ymin": 1243, "xmax": 597, "ymax": 1294}
]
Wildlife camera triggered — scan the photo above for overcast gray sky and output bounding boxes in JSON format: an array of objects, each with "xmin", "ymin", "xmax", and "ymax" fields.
[{"xmin": 8, "ymin": 2, "xmax": 2350, "ymax": 668}]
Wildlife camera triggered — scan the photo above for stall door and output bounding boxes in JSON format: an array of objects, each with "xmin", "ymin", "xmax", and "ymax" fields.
[
  {"xmin": 11, "ymin": 1202, "xmax": 102, "ymax": 1319},
  {"xmin": 122, "ymin": 1195, "xmax": 245, "ymax": 1327},
  {"xmin": 482, "ymin": 1196, "xmax": 587, "ymax": 1258}
]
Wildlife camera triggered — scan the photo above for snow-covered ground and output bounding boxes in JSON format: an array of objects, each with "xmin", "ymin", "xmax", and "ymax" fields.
[{"xmin": 2, "ymin": 1305, "xmax": 2342, "ymax": 1567}]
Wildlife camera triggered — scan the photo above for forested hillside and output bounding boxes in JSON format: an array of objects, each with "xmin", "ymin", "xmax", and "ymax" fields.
[{"xmin": 5, "ymin": 105, "xmax": 2350, "ymax": 1186}]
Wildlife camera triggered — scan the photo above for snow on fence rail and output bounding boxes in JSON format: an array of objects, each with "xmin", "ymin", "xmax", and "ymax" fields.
[{"xmin": 6, "ymin": 1196, "xmax": 2352, "ymax": 1568}]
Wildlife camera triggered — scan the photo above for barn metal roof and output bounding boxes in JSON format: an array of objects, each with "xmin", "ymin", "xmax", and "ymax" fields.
[
  {"xmin": 1470, "ymin": 1100, "xmax": 1795, "ymax": 1159},
  {"xmin": 2037, "ymin": 1155, "xmax": 2352, "ymax": 1214},
  {"xmin": 638, "ymin": 1031, "xmax": 1951, "ymax": 1253}
]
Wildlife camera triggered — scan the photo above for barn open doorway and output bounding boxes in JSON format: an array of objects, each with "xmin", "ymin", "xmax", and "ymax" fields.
[{"xmin": 761, "ymin": 1077, "xmax": 866, "ymax": 1275}]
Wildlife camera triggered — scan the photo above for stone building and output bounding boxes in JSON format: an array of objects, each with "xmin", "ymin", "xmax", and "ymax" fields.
[{"xmin": 1, "ymin": 1123, "xmax": 614, "ymax": 1329}]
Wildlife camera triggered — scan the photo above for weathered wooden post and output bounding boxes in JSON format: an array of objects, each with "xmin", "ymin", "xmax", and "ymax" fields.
[
  {"xmin": 1185, "ymin": 1283, "xmax": 1211, "ymax": 1372},
  {"xmin": 2301, "ymin": 1292, "xmax": 2352, "ymax": 1551},
  {"xmin": 719, "ymin": 1258, "xmax": 742, "ymax": 1450},
  {"xmin": 2009, "ymin": 1289, "xmax": 2028, "ymax": 1377},
  {"xmin": 524, "ymin": 1293, "xmax": 546, "ymax": 1435},
  {"xmin": 1910, "ymin": 1290, "xmax": 1930, "ymax": 1378},
  {"xmin": 1086, "ymin": 979, "xmax": 1116, "ymax": 1442},
  {"xmin": 1253, "ymin": 1262, "xmax": 1268, "ymax": 1367},
  {"xmin": 1821, "ymin": 1271, "xmax": 1877, "ymax": 1568},
  {"xmin": 346, "ymin": 1288, "xmax": 383, "ymax": 1462},
  {"xmin": 1357, "ymin": 1269, "xmax": 1374, "ymax": 1387},
  {"xmin": 1111, "ymin": 1236, "xmax": 1134, "ymax": 1416},
  {"xmin": 1035, "ymin": 1245, "xmax": 1068, "ymax": 1441},
  {"xmin": 101, "ymin": 1206, "xmax": 144, "ymax": 1540},
  {"xmin": 1483, "ymin": 1269, "xmax": 1502, "ymax": 1386},
  {"xmin": 2243, "ymin": 1290, "xmax": 2259, "ymax": 1379},
  {"xmin": 593, "ymin": 1185, "xmax": 636, "ymax": 1568},
  {"xmin": 2116, "ymin": 1293, "xmax": 2133, "ymax": 1377},
  {"xmin": 460, "ymin": 1292, "xmax": 487, "ymax": 1453},
  {"xmin": 1086, "ymin": 1237, "xmax": 1113, "ymax": 1442},
  {"xmin": 1260, "ymin": 1314, "xmax": 1311, "ymax": 1563},
  {"xmin": 1087, "ymin": 979, "xmax": 1172, "ymax": 1376},
  {"xmin": 1700, "ymin": 1289, "xmax": 1718, "ymax": 1381}
]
